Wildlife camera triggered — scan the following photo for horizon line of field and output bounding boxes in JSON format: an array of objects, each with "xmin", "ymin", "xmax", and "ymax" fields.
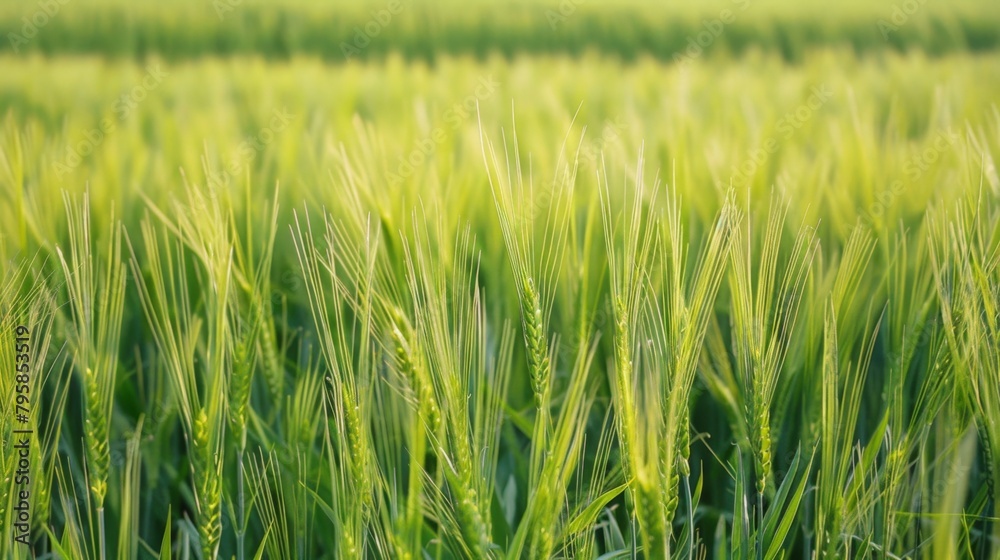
[{"xmin": 4, "ymin": 0, "xmax": 1000, "ymax": 62}]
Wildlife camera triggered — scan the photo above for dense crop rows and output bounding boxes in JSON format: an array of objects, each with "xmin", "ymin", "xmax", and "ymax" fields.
[
  {"xmin": 1, "ymin": 0, "xmax": 999, "ymax": 61},
  {"xmin": 2, "ymin": 3, "xmax": 1000, "ymax": 558}
]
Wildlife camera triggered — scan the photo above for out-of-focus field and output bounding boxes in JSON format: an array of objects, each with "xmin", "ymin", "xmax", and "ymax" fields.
[
  {"xmin": 1, "ymin": 0, "xmax": 999, "ymax": 60},
  {"xmin": 2, "ymin": 2, "xmax": 1000, "ymax": 559},
  {"xmin": 3, "ymin": 50, "xmax": 997, "ymax": 244}
]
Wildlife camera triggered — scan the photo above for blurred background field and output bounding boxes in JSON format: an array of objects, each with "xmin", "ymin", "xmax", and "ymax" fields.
[
  {"xmin": 3, "ymin": 49, "xmax": 999, "ymax": 253},
  {"xmin": 2, "ymin": 1, "xmax": 1000, "ymax": 559},
  {"xmin": 2, "ymin": 0, "xmax": 1000, "ymax": 60},
  {"xmin": 4, "ymin": 48, "xmax": 998, "ymax": 286}
]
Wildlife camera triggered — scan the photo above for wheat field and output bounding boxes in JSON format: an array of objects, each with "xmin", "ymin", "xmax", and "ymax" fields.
[{"xmin": 1, "ymin": 1, "xmax": 999, "ymax": 559}]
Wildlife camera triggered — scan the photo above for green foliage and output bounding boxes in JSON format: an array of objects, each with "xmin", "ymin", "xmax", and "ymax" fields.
[
  {"xmin": 0, "ymin": 0, "xmax": 998, "ymax": 61},
  {"xmin": 2, "ymin": 24, "xmax": 1000, "ymax": 559}
]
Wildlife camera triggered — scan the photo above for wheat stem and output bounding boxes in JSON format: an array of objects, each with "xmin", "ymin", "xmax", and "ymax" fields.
[
  {"xmin": 237, "ymin": 446, "xmax": 245, "ymax": 560},
  {"xmin": 98, "ymin": 506, "xmax": 106, "ymax": 560}
]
